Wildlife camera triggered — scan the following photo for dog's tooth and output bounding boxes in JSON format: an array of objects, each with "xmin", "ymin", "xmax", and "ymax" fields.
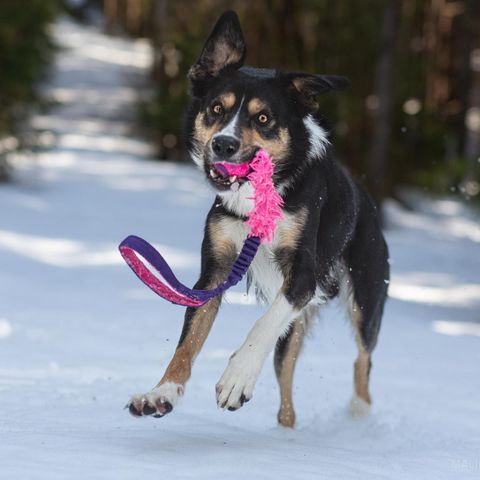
[
  {"xmin": 231, "ymin": 181, "xmax": 240, "ymax": 192},
  {"xmin": 210, "ymin": 169, "xmax": 218, "ymax": 178},
  {"xmin": 229, "ymin": 175, "xmax": 237, "ymax": 183}
]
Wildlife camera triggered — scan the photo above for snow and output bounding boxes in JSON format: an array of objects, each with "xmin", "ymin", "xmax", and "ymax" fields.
[{"xmin": 1, "ymin": 17, "xmax": 479, "ymax": 480}]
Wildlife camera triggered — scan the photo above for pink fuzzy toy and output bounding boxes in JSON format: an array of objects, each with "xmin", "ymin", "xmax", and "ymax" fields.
[
  {"xmin": 119, "ymin": 149, "xmax": 284, "ymax": 307},
  {"xmin": 214, "ymin": 149, "xmax": 283, "ymax": 242}
]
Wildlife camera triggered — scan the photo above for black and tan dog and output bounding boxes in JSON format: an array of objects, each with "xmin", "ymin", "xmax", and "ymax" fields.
[{"xmin": 127, "ymin": 11, "xmax": 389, "ymax": 427}]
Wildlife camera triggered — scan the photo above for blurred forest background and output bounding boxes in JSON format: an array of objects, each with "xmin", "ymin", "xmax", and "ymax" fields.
[{"xmin": 1, "ymin": 0, "xmax": 480, "ymax": 205}]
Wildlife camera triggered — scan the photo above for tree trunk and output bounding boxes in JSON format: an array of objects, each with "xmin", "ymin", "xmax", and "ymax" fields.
[
  {"xmin": 0, "ymin": 155, "xmax": 9, "ymax": 182},
  {"xmin": 369, "ymin": 0, "xmax": 400, "ymax": 211},
  {"xmin": 104, "ymin": 0, "xmax": 118, "ymax": 34},
  {"xmin": 456, "ymin": 0, "xmax": 476, "ymax": 157},
  {"xmin": 462, "ymin": 0, "xmax": 480, "ymax": 181},
  {"xmin": 463, "ymin": 85, "xmax": 480, "ymax": 178},
  {"xmin": 151, "ymin": 0, "xmax": 168, "ymax": 82}
]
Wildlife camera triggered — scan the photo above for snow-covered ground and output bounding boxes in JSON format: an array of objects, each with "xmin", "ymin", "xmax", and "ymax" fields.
[{"xmin": 1, "ymin": 17, "xmax": 479, "ymax": 480}]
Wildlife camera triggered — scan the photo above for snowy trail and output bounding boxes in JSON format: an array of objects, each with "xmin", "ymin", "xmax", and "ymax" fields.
[{"xmin": 1, "ymin": 18, "xmax": 479, "ymax": 480}]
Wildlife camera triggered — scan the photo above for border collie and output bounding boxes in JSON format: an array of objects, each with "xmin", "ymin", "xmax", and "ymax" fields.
[{"xmin": 127, "ymin": 11, "xmax": 389, "ymax": 427}]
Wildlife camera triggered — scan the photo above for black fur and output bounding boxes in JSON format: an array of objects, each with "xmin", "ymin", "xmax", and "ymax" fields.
[
  {"xmin": 274, "ymin": 322, "xmax": 294, "ymax": 377},
  {"xmin": 124, "ymin": 11, "xmax": 390, "ymax": 422},
  {"xmin": 181, "ymin": 11, "xmax": 389, "ymax": 356},
  {"xmin": 182, "ymin": 11, "xmax": 388, "ymax": 389}
]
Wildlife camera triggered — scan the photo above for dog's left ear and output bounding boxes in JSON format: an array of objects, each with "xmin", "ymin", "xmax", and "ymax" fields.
[
  {"xmin": 285, "ymin": 73, "xmax": 351, "ymax": 108},
  {"xmin": 287, "ymin": 73, "xmax": 351, "ymax": 96},
  {"xmin": 189, "ymin": 11, "xmax": 246, "ymax": 83}
]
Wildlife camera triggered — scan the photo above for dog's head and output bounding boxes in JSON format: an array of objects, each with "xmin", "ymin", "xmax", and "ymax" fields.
[{"xmin": 185, "ymin": 11, "xmax": 350, "ymax": 197}]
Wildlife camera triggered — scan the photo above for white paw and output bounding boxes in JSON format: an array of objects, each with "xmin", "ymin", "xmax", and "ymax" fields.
[
  {"xmin": 127, "ymin": 382, "xmax": 184, "ymax": 418},
  {"xmin": 216, "ymin": 350, "xmax": 263, "ymax": 411},
  {"xmin": 349, "ymin": 393, "xmax": 371, "ymax": 418}
]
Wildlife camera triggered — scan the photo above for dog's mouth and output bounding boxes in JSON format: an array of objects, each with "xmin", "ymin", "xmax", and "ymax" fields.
[{"xmin": 207, "ymin": 159, "xmax": 254, "ymax": 192}]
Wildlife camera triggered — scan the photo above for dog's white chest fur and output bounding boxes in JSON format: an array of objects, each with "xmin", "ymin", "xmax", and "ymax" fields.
[
  {"xmin": 248, "ymin": 241, "xmax": 284, "ymax": 303},
  {"xmin": 218, "ymin": 181, "xmax": 255, "ymax": 217}
]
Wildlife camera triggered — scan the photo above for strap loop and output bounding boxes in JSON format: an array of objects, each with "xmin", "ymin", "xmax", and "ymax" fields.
[{"xmin": 119, "ymin": 235, "xmax": 261, "ymax": 307}]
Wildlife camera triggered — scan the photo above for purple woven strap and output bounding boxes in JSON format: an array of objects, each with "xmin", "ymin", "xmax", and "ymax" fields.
[{"xmin": 118, "ymin": 235, "xmax": 260, "ymax": 306}]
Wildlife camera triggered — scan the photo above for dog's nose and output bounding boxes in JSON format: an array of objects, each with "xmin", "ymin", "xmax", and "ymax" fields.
[{"xmin": 212, "ymin": 135, "xmax": 240, "ymax": 158}]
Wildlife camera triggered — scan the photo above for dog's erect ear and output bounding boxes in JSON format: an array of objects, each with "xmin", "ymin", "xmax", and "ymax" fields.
[{"xmin": 189, "ymin": 11, "xmax": 246, "ymax": 83}]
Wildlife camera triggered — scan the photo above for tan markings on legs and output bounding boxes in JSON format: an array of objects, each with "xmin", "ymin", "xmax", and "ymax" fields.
[
  {"xmin": 157, "ymin": 295, "xmax": 222, "ymax": 389},
  {"xmin": 156, "ymin": 221, "xmax": 236, "ymax": 391},
  {"xmin": 208, "ymin": 217, "xmax": 238, "ymax": 262},
  {"xmin": 275, "ymin": 316, "xmax": 305, "ymax": 427},
  {"xmin": 354, "ymin": 348, "xmax": 371, "ymax": 404},
  {"xmin": 350, "ymin": 300, "xmax": 372, "ymax": 404}
]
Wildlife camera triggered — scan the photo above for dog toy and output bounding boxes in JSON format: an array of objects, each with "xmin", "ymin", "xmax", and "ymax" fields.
[{"xmin": 118, "ymin": 149, "xmax": 283, "ymax": 307}]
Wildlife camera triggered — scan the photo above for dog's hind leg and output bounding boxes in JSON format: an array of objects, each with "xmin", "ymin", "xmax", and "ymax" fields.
[
  {"xmin": 343, "ymin": 273, "xmax": 388, "ymax": 417},
  {"xmin": 347, "ymin": 298, "xmax": 373, "ymax": 417},
  {"xmin": 344, "ymin": 231, "xmax": 389, "ymax": 417},
  {"xmin": 274, "ymin": 317, "xmax": 304, "ymax": 427},
  {"xmin": 274, "ymin": 305, "xmax": 317, "ymax": 427}
]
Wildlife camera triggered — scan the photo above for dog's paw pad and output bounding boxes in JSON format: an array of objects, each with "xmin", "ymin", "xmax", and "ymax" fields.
[
  {"xmin": 142, "ymin": 404, "xmax": 157, "ymax": 416},
  {"xmin": 128, "ymin": 401, "xmax": 143, "ymax": 417},
  {"xmin": 126, "ymin": 382, "xmax": 183, "ymax": 418}
]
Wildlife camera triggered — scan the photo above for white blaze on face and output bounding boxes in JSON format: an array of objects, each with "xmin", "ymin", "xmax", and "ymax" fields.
[
  {"xmin": 189, "ymin": 96, "xmax": 246, "ymax": 170},
  {"xmin": 213, "ymin": 96, "xmax": 245, "ymax": 143}
]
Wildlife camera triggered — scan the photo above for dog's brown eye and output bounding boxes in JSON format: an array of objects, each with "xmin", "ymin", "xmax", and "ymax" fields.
[
  {"xmin": 258, "ymin": 113, "xmax": 269, "ymax": 124},
  {"xmin": 212, "ymin": 103, "xmax": 224, "ymax": 115}
]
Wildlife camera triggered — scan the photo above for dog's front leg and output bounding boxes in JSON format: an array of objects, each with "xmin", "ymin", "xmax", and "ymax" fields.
[
  {"xmin": 127, "ymin": 287, "xmax": 222, "ymax": 418},
  {"xmin": 216, "ymin": 246, "xmax": 318, "ymax": 411},
  {"xmin": 127, "ymin": 212, "xmax": 236, "ymax": 418},
  {"xmin": 128, "ymin": 279, "xmax": 226, "ymax": 418},
  {"xmin": 216, "ymin": 290, "xmax": 299, "ymax": 411}
]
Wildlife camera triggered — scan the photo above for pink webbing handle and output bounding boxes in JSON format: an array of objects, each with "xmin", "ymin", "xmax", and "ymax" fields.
[{"xmin": 119, "ymin": 235, "xmax": 261, "ymax": 307}]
